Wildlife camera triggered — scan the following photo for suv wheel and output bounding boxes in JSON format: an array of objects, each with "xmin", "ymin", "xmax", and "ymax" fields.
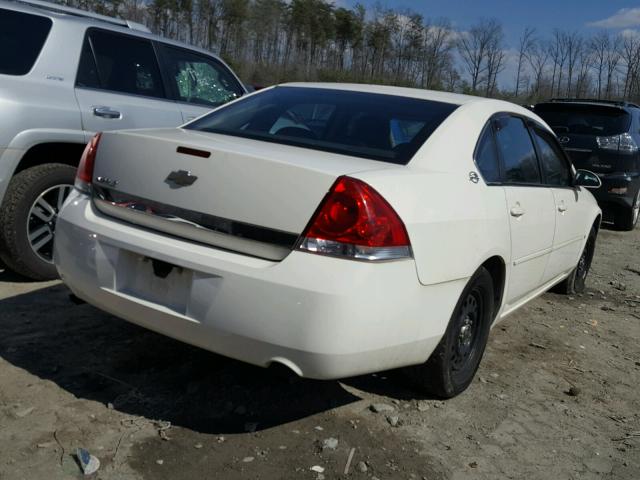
[
  {"xmin": 614, "ymin": 190, "xmax": 640, "ymax": 231},
  {"xmin": 0, "ymin": 164, "xmax": 76, "ymax": 280}
]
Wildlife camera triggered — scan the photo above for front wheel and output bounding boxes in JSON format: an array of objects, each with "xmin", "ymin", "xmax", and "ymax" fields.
[
  {"xmin": 403, "ymin": 266, "xmax": 495, "ymax": 398},
  {"xmin": 0, "ymin": 164, "xmax": 76, "ymax": 280},
  {"xmin": 552, "ymin": 226, "xmax": 597, "ymax": 295}
]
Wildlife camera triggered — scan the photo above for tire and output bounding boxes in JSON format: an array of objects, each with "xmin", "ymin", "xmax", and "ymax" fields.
[
  {"xmin": 403, "ymin": 266, "xmax": 495, "ymax": 398},
  {"xmin": 613, "ymin": 190, "xmax": 640, "ymax": 231},
  {"xmin": 551, "ymin": 226, "xmax": 597, "ymax": 295},
  {"xmin": 0, "ymin": 164, "xmax": 76, "ymax": 280}
]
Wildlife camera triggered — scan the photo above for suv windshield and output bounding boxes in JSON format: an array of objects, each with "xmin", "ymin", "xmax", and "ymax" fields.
[
  {"xmin": 535, "ymin": 103, "xmax": 631, "ymax": 136},
  {"xmin": 186, "ymin": 86, "xmax": 458, "ymax": 164},
  {"xmin": 0, "ymin": 9, "xmax": 52, "ymax": 75}
]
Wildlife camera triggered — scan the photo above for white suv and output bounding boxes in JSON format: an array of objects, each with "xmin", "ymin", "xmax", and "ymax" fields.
[{"xmin": 0, "ymin": 0, "xmax": 247, "ymax": 279}]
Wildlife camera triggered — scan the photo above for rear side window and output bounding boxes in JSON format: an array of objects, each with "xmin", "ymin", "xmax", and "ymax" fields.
[
  {"xmin": 494, "ymin": 116, "xmax": 541, "ymax": 184},
  {"xmin": 535, "ymin": 103, "xmax": 631, "ymax": 136},
  {"xmin": 158, "ymin": 44, "xmax": 243, "ymax": 107},
  {"xmin": 0, "ymin": 9, "xmax": 52, "ymax": 75},
  {"xmin": 187, "ymin": 87, "xmax": 458, "ymax": 164},
  {"xmin": 80, "ymin": 29, "xmax": 165, "ymax": 99},
  {"xmin": 76, "ymin": 38, "xmax": 100, "ymax": 88},
  {"xmin": 531, "ymin": 128, "xmax": 572, "ymax": 187},
  {"xmin": 475, "ymin": 126, "xmax": 501, "ymax": 183}
]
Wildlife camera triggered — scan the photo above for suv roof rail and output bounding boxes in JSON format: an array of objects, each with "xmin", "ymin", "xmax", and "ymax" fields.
[
  {"xmin": 9, "ymin": 0, "xmax": 151, "ymax": 32},
  {"xmin": 547, "ymin": 98, "xmax": 640, "ymax": 109}
]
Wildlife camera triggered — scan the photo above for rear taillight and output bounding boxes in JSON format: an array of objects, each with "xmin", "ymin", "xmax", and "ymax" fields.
[
  {"xmin": 297, "ymin": 176, "xmax": 412, "ymax": 261},
  {"xmin": 596, "ymin": 133, "xmax": 638, "ymax": 153},
  {"xmin": 75, "ymin": 132, "xmax": 102, "ymax": 193}
]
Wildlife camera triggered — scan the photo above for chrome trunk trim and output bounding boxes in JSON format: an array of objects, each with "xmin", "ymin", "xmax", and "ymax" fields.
[{"xmin": 92, "ymin": 187, "xmax": 298, "ymax": 261}]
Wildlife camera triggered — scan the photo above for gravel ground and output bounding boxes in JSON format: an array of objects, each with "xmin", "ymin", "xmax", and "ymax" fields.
[{"xmin": 0, "ymin": 223, "xmax": 638, "ymax": 480}]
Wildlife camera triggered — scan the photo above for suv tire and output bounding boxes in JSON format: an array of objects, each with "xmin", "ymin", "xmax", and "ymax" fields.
[
  {"xmin": 0, "ymin": 164, "xmax": 76, "ymax": 280},
  {"xmin": 614, "ymin": 190, "xmax": 640, "ymax": 231}
]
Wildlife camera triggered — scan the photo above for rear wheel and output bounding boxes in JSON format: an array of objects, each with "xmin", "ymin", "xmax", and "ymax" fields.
[
  {"xmin": 614, "ymin": 190, "xmax": 639, "ymax": 231},
  {"xmin": 0, "ymin": 164, "xmax": 76, "ymax": 280},
  {"xmin": 552, "ymin": 226, "xmax": 597, "ymax": 295},
  {"xmin": 404, "ymin": 267, "xmax": 494, "ymax": 398}
]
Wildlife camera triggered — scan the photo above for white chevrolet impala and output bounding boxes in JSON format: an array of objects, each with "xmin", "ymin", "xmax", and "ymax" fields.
[{"xmin": 54, "ymin": 84, "xmax": 602, "ymax": 397}]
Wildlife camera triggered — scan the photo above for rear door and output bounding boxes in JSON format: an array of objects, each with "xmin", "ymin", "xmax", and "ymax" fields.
[
  {"xmin": 155, "ymin": 43, "xmax": 245, "ymax": 123},
  {"xmin": 494, "ymin": 115, "xmax": 556, "ymax": 305},
  {"xmin": 530, "ymin": 125, "xmax": 587, "ymax": 280},
  {"xmin": 74, "ymin": 28, "xmax": 182, "ymax": 137}
]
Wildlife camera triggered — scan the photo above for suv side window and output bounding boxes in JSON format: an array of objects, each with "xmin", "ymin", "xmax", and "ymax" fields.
[
  {"xmin": 0, "ymin": 9, "xmax": 52, "ymax": 75},
  {"xmin": 158, "ymin": 44, "xmax": 243, "ymax": 107},
  {"xmin": 531, "ymin": 127, "xmax": 572, "ymax": 187},
  {"xmin": 80, "ymin": 29, "xmax": 165, "ymax": 99},
  {"xmin": 76, "ymin": 38, "xmax": 100, "ymax": 88},
  {"xmin": 494, "ymin": 116, "xmax": 541, "ymax": 184},
  {"xmin": 475, "ymin": 125, "xmax": 501, "ymax": 183}
]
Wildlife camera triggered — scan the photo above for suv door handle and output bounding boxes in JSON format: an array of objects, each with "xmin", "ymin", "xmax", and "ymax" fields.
[
  {"xmin": 558, "ymin": 204, "xmax": 567, "ymax": 213},
  {"xmin": 93, "ymin": 106, "xmax": 121, "ymax": 119},
  {"xmin": 510, "ymin": 205, "xmax": 525, "ymax": 218}
]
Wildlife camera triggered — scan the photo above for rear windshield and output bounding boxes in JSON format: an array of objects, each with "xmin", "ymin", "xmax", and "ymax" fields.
[
  {"xmin": 535, "ymin": 103, "xmax": 631, "ymax": 136},
  {"xmin": 186, "ymin": 86, "xmax": 458, "ymax": 164},
  {"xmin": 0, "ymin": 9, "xmax": 52, "ymax": 76}
]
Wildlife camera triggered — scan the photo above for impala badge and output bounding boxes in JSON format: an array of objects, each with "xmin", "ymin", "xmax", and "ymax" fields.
[{"xmin": 165, "ymin": 170, "xmax": 198, "ymax": 188}]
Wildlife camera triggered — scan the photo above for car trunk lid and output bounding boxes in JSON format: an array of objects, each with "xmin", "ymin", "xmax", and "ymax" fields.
[{"xmin": 91, "ymin": 128, "xmax": 400, "ymax": 260}]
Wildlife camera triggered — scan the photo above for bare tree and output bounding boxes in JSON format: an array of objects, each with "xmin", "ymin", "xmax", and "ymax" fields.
[
  {"xmin": 514, "ymin": 27, "xmax": 536, "ymax": 97},
  {"xmin": 485, "ymin": 31, "xmax": 506, "ymax": 96},
  {"xmin": 622, "ymin": 33, "xmax": 640, "ymax": 98},
  {"xmin": 458, "ymin": 18, "xmax": 503, "ymax": 93},
  {"xmin": 605, "ymin": 35, "xmax": 622, "ymax": 98},
  {"xmin": 526, "ymin": 42, "xmax": 549, "ymax": 98},
  {"xmin": 420, "ymin": 18, "xmax": 455, "ymax": 89},
  {"xmin": 563, "ymin": 31, "xmax": 583, "ymax": 97}
]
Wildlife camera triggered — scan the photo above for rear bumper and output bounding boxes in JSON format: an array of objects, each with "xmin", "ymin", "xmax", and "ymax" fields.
[
  {"xmin": 592, "ymin": 173, "xmax": 640, "ymax": 210},
  {"xmin": 54, "ymin": 192, "xmax": 466, "ymax": 379}
]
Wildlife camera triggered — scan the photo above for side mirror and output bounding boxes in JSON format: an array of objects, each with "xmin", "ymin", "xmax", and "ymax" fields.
[{"xmin": 574, "ymin": 169, "xmax": 602, "ymax": 189}]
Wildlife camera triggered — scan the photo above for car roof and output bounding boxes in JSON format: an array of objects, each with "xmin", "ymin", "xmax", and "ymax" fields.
[
  {"xmin": 280, "ymin": 82, "xmax": 490, "ymax": 106},
  {"xmin": 535, "ymin": 99, "xmax": 640, "ymax": 110},
  {"xmin": 0, "ymin": 0, "xmax": 223, "ymax": 61}
]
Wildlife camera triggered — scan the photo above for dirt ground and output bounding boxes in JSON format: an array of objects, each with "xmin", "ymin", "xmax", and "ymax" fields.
[{"xmin": 0, "ymin": 223, "xmax": 638, "ymax": 480}]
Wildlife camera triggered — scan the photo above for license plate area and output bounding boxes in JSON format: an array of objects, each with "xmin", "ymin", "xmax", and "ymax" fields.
[{"xmin": 115, "ymin": 251, "xmax": 192, "ymax": 315}]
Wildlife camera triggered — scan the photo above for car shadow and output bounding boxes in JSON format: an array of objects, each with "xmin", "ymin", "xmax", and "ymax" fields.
[{"xmin": 0, "ymin": 282, "xmax": 427, "ymax": 435}]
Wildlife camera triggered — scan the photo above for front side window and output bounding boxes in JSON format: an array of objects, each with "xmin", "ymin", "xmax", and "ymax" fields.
[
  {"xmin": 494, "ymin": 116, "xmax": 541, "ymax": 185},
  {"xmin": 186, "ymin": 87, "xmax": 458, "ymax": 164},
  {"xmin": 475, "ymin": 125, "xmax": 501, "ymax": 183},
  {"xmin": 531, "ymin": 128, "xmax": 572, "ymax": 186},
  {"xmin": 83, "ymin": 29, "xmax": 165, "ymax": 99},
  {"xmin": 158, "ymin": 45, "xmax": 243, "ymax": 107},
  {"xmin": 0, "ymin": 9, "xmax": 52, "ymax": 75}
]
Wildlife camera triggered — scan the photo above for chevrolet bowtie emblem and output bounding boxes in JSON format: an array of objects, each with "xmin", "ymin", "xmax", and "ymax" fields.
[{"xmin": 165, "ymin": 170, "xmax": 198, "ymax": 188}]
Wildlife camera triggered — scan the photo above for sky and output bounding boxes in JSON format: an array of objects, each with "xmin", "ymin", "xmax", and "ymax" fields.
[
  {"xmin": 342, "ymin": 1, "xmax": 640, "ymax": 45},
  {"xmin": 340, "ymin": 1, "xmax": 640, "ymax": 88}
]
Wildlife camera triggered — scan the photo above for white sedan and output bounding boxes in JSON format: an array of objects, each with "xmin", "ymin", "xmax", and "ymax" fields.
[{"xmin": 54, "ymin": 83, "xmax": 602, "ymax": 397}]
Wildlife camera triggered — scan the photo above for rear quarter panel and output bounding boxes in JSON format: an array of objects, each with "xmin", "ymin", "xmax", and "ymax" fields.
[{"xmin": 354, "ymin": 101, "xmax": 519, "ymax": 287}]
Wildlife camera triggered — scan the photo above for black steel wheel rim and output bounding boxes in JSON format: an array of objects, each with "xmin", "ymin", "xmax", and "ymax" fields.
[{"xmin": 450, "ymin": 289, "xmax": 484, "ymax": 372}]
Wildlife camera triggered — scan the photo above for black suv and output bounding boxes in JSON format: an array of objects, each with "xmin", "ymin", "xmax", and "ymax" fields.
[{"xmin": 534, "ymin": 99, "xmax": 640, "ymax": 230}]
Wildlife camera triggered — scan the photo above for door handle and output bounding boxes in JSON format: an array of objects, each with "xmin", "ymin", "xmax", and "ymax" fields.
[
  {"xmin": 93, "ymin": 106, "xmax": 121, "ymax": 119},
  {"xmin": 558, "ymin": 204, "xmax": 567, "ymax": 213},
  {"xmin": 510, "ymin": 205, "xmax": 525, "ymax": 218}
]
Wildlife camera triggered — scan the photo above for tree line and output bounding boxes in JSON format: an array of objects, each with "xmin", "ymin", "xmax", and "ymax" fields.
[{"xmin": 58, "ymin": 0, "xmax": 640, "ymax": 103}]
